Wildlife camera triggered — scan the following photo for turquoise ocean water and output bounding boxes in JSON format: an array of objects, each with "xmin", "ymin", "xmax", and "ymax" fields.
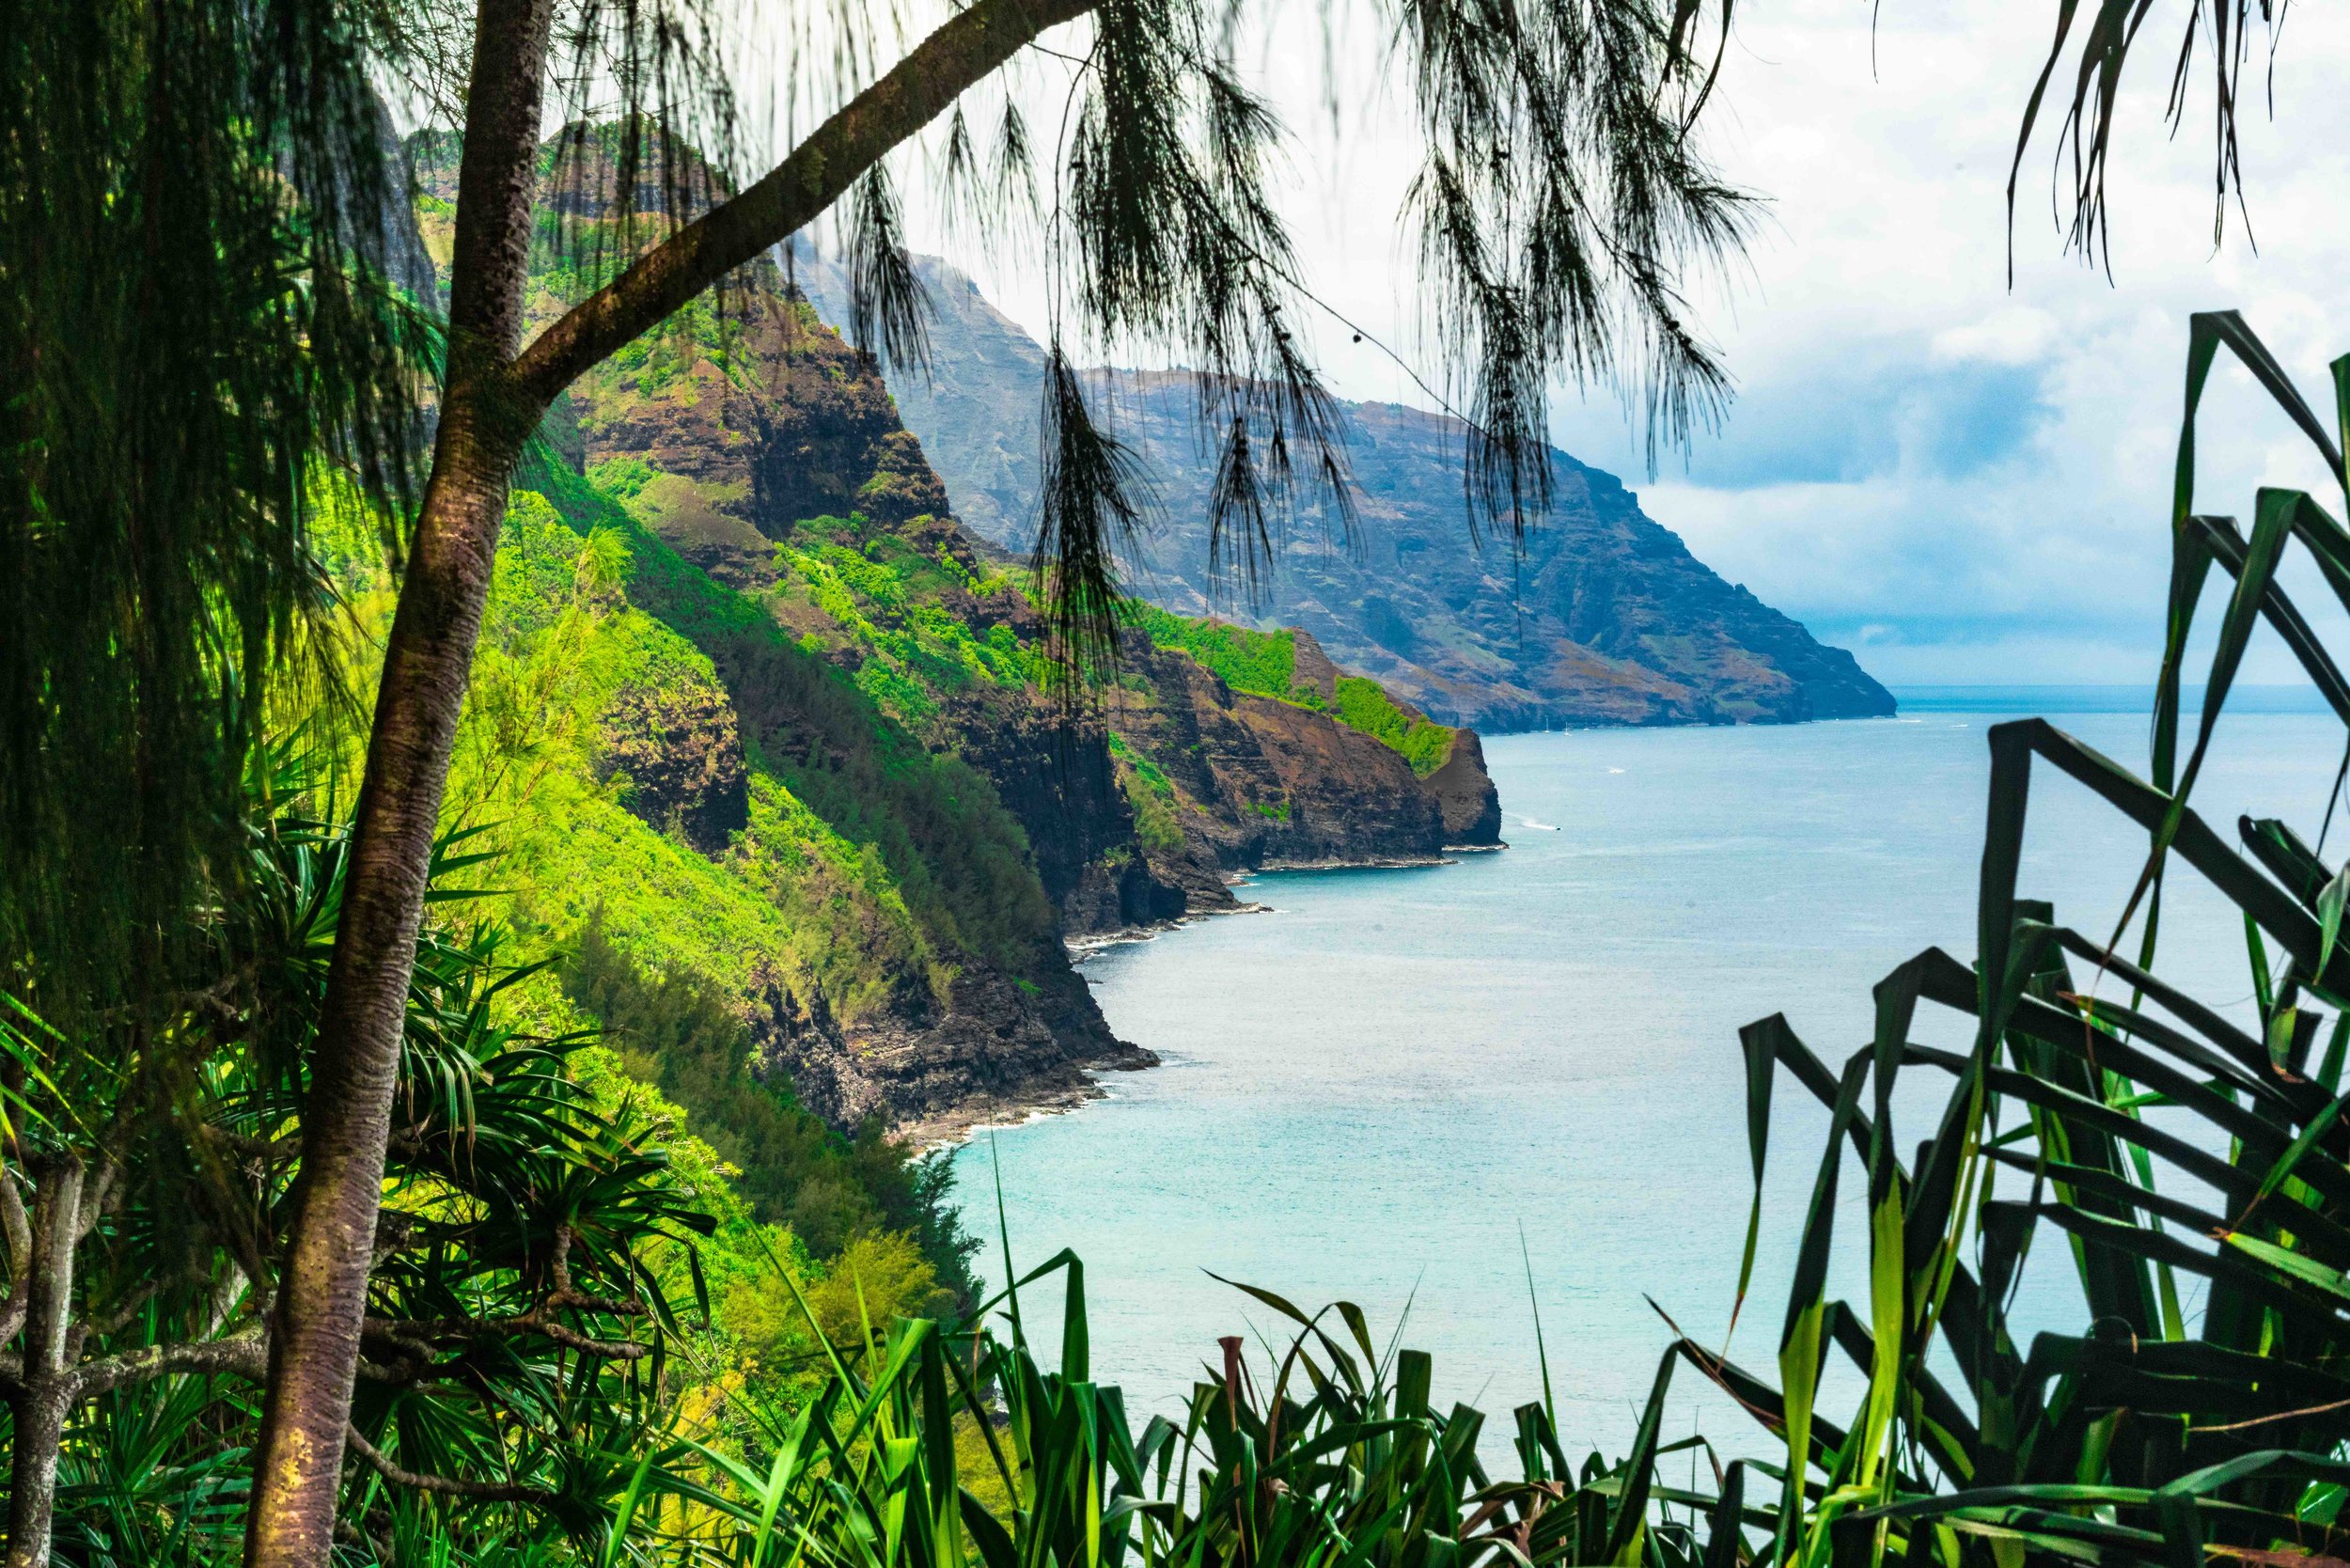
[{"xmin": 951, "ymin": 691, "xmax": 2342, "ymax": 1460}]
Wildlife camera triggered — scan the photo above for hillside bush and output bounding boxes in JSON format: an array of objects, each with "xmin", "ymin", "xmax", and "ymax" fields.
[{"xmin": 1333, "ymin": 676, "xmax": 1455, "ymax": 776}]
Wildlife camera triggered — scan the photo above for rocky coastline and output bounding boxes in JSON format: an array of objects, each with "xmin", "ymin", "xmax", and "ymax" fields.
[{"xmin": 431, "ymin": 136, "xmax": 1513, "ymax": 1148}]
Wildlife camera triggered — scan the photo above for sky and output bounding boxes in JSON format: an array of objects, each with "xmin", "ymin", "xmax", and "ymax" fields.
[{"xmin": 760, "ymin": 0, "xmax": 2350, "ymax": 687}]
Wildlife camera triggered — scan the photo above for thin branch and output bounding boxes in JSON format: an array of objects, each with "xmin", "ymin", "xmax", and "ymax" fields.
[
  {"xmin": 2196, "ymin": 1394, "xmax": 2350, "ymax": 1434},
  {"xmin": 68, "ymin": 1329, "xmax": 268, "ymax": 1399},
  {"xmin": 511, "ymin": 0, "xmax": 1101, "ymax": 406},
  {"xmin": 87, "ymin": 1278, "xmax": 161, "ymax": 1338},
  {"xmin": 0, "ymin": 1169, "xmax": 30, "ymax": 1273},
  {"xmin": 343, "ymin": 1422, "xmax": 557, "ymax": 1505},
  {"xmin": 368, "ymin": 1307, "xmax": 650, "ymax": 1361}
]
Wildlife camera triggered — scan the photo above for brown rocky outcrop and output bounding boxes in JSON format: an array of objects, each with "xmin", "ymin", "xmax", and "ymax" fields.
[
  {"xmin": 1092, "ymin": 632, "xmax": 1503, "ymax": 898},
  {"xmin": 596, "ymin": 678, "xmax": 750, "ymax": 852},
  {"xmin": 1427, "ymin": 729, "xmax": 1504, "ymax": 846},
  {"xmin": 748, "ymin": 964, "xmax": 1153, "ymax": 1141}
]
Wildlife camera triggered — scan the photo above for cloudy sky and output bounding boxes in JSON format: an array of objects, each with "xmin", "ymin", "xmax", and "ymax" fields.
[{"xmin": 783, "ymin": 0, "xmax": 2350, "ymax": 688}]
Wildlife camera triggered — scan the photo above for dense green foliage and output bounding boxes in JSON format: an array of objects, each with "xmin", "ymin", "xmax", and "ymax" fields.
[
  {"xmin": 1332, "ymin": 677, "xmax": 1456, "ymax": 776},
  {"xmin": 540, "ymin": 460, "xmax": 1059, "ymax": 980},
  {"xmin": 0, "ymin": 776, "xmax": 728, "ymax": 1560},
  {"xmin": 0, "ymin": 0, "xmax": 419, "ymax": 1041},
  {"xmin": 763, "ymin": 511, "xmax": 1044, "ymax": 716},
  {"xmin": 0, "ymin": 669, "xmax": 979, "ymax": 1557},
  {"xmin": 1107, "ymin": 733, "xmax": 1186, "ymax": 853},
  {"xmin": 300, "ymin": 453, "xmax": 993, "ymax": 1335},
  {"xmin": 479, "ymin": 460, "xmax": 1052, "ymax": 1007},
  {"xmin": 1126, "ymin": 604, "xmax": 1459, "ymax": 776},
  {"xmin": 1127, "ymin": 604, "xmax": 1305, "ymax": 698},
  {"xmin": 600, "ymin": 1254, "xmax": 1714, "ymax": 1568},
  {"xmin": 563, "ymin": 919, "xmax": 980, "ymax": 1303}
]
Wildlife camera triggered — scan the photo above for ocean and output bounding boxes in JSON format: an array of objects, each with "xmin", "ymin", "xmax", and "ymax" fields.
[{"xmin": 950, "ymin": 691, "xmax": 2342, "ymax": 1461}]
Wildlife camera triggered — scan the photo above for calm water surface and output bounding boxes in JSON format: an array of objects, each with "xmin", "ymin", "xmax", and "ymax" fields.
[{"xmin": 952, "ymin": 694, "xmax": 2341, "ymax": 1458}]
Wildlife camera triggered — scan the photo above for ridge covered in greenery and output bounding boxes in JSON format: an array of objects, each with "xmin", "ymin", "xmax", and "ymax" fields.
[
  {"xmin": 316, "ymin": 459, "xmax": 987, "ymax": 1272},
  {"xmin": 1124, "ymin": 604, "xmax": 1459, "ymax": 776},
  {"xmin": 317, "ymin": 125, "xmax": 1498, "ymax": 1313}
]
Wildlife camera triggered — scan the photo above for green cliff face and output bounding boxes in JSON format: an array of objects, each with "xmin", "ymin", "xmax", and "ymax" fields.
[{"xmin": 388, "ymin": 127, "xmax": 1501, "ymax": 1140}]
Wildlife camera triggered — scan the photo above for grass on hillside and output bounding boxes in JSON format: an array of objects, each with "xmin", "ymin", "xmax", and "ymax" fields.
[
  {"xmin": 1126, "ymin": 602, "xmax": 1457, "ymax": 776},
  {"xmin": 1333, "ymin": 676, "xmax": 1455, "ymax": 776}
]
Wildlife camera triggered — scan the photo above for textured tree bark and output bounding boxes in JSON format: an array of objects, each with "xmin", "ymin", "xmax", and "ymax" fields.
[
  {"xmin": 4, "ymin": 1158, "xmax": 85, "ymax": 1568},
  {"xmin": 243, "ymin": 0, "xmax": 1099, "ymax": 1561},
  {"xmin": 3, "ymin": 1389, "xmax": 68, "ymax": 1568},
  {"xmin": 238, "ymin": 4, "xmax": 558, "ymax": 1563}
]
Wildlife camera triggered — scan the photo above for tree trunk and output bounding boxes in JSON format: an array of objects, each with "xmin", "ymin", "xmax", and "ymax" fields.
[
  {"xmin": 239, "ymin": 4, "xmax": 556, "ymax": 1564},
  {"xmin": 3, "ymin": 1388, "xmax": 69, "ymax": 1568},
  {"xmin": 242, "ymin": 0, "xmax": 1100, "ymax": 1560},
  {"xmin": 4, "ymin": 1157, "xmax": 85, "ymax": 1568}
]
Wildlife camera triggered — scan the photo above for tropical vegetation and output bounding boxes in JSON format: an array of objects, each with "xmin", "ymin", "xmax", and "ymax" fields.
[
  {"xmin": 5, "ymin": 0, "xmax": 2327, "ymax": 1561},
  {"xmin": 11, "ymin": 305, "xmax": 2347, "ymax": 1568}
]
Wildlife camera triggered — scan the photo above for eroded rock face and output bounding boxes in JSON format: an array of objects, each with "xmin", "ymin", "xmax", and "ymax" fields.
[
  {"xmin": 750, "ymin": 962, "xmax": 1155, "ymax": 1141},
  {"xmin": 793, "ymin": 249, "xmax": 1897, "ymax": 730},
  {"xmin": 752, "ymin": 352, "xmax": 950, "ymax": 529},
  {"xmin": 1089, "ymin": 631, "xmax": 1505, "ymax": 901},
  {"xmin": 1427, "ymin": 730, "xmax": 1504, "ymax": 846},
  {"xmin": 597, "ymin": 678, "xmax": 750, "ymax": 853}
]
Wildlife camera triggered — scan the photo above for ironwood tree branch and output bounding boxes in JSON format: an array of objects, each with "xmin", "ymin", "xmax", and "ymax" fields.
[
  {"xmin": 69, "ymin": 1329, "xmax": 269, "ymax": 1399},
  {"xmin": 510, "ymin": 0, "xmax": 1099, "ymax": 407}
]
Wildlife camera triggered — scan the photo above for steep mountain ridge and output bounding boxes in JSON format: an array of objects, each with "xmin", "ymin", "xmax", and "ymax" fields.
[
  {"xmin": 793, "ymin": 249, "xmax": 1895, "ymax": 730},
  {"xmin": 400, "ymin": 129, "xmax": 1500, "ymax": 1137}
]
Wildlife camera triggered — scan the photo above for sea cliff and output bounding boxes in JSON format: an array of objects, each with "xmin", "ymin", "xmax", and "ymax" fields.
[
  {"xmin": 400, "ymin": 128, "xmax": 1501, "ymax": 1138},
  {"xmin": 795, "ymin": 249, "xmax": 1896, "ymax": 730}
]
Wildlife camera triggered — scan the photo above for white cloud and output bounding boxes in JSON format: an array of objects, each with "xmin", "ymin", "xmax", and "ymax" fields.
[
  {"xmin": 1525, "ymin": 0, "xmax": 2350, "ymax": 684},
  {"xmin": 1931, "ymin": 307, "xmax": 2059, "ymax": 366}
]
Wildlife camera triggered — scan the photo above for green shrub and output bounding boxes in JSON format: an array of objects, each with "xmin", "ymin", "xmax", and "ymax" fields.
[
  {"xmin": 1332, "ymin": 676, "xmax": 1454, "ymax": 776},
  {"xmin": 1109, "ymin": 731, "xmax": 1186, "ymax": 852},
  {"xmin": 1125, "ymin": 603, "xmax": 1308, "ymax": 700}
]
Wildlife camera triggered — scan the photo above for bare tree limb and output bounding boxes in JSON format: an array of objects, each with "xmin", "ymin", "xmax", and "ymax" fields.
[
  {"xmin": 342, "ymin": 1423, "xmax": 556, "ymax": 1505},
  {"xmin": 0, "ymin": 1171, "xmax": 30, "ymax": 1275},
  {"xmin": 68, "ymin": 1328, "xmax": 267, "ymax": 1399},
  {"xmin": 510, "ymin": 0, "xmax": 1098, "ymax": 406}
]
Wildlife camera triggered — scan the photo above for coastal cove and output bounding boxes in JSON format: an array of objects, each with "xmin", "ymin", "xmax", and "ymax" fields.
[{"xmin": 954, "ymin": 694, "xmax": 2342, "ymax": 1456}]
